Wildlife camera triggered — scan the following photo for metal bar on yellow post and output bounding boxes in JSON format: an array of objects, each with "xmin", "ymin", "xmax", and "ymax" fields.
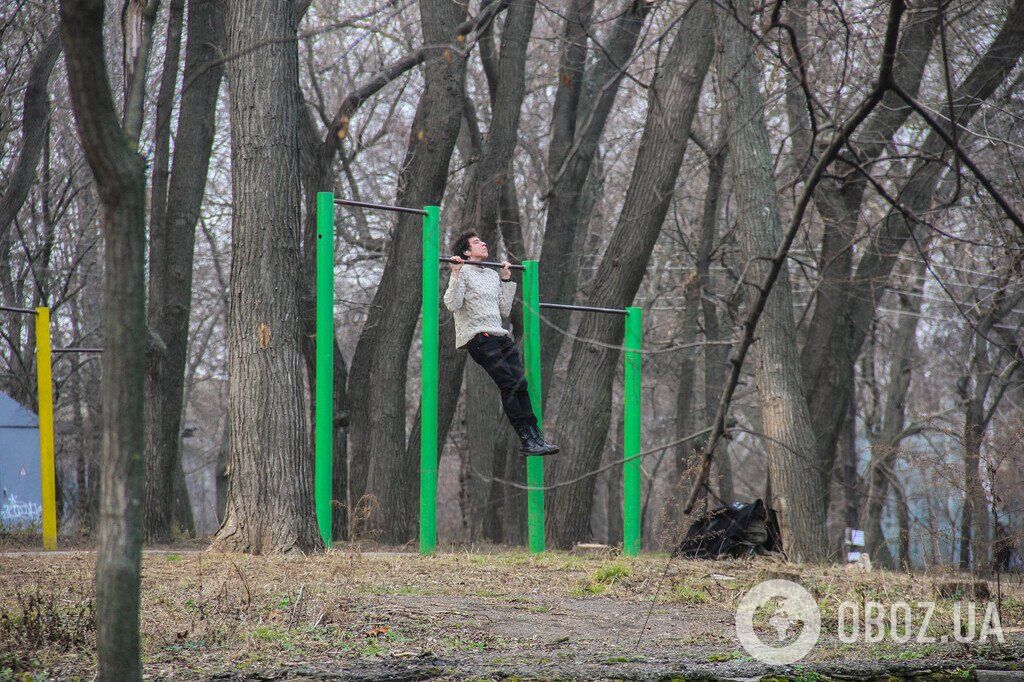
[{"xmin": 35, "ymin": 306, "xmax": 57, "ymax": 551}]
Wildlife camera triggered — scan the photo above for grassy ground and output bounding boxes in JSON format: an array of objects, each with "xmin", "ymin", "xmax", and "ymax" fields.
[{"xmin": 1, "ymin": 543, "xmax": 1023, "ymax": 680}]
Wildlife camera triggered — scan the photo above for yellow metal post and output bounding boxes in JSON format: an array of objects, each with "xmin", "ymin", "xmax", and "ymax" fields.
[{"xmin": 35, "ymin": 307, "xmax": 57, "ymax": 550}]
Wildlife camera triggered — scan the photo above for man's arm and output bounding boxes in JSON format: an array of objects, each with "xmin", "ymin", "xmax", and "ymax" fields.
[
  {"xmin": 443, "ymin": 270, "xmax": 467, "ymax": 311},
  {"xmin": 499, "ymin": 260, "xmax": 516, "ymax": 315}
]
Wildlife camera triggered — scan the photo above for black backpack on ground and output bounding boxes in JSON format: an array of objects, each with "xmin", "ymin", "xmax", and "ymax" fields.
[{"xmin": 673, "ymin": 498, "xmax": 784, "ymax": 560}]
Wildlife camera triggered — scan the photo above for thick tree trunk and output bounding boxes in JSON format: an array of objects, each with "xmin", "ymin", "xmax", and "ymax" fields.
[
  {"xmin": 347, "ymin": 0, "xmax": 468, "ymax": 544},
  {"xmin": 537, "ymin": 0, "xmax": 652, "ymax": 394},
  {"xmin": 144, "ymin": 0, "xmax": 224, "ymax": 541},
  {"xmin": 146, "ymin": 0, "xmax": 184, "ymax": 244},
  {"xmin": 59, "ymin": 0, "xmax": 148, "ymax": 676},
  {"xmin": 545, "ymin": 2, "xmax": 713, "ymax": 548},
  {"xmin": 215, "ymin": 0, "xmax": 320, "ymax": 553},
  {"xmin": 459, "ymin": 0, "xmax": 535, "ymax": 237},
  {"xmin": 716, "ymin": 0, "xmax": 829, "ymax": 562}
]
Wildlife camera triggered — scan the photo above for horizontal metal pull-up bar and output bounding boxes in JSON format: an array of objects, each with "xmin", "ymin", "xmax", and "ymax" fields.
[
  {"xmin": 334, "ymin": 198, "xmax": 427, "ymax": 216},
  {"xmin": 1, "ymin": 304, "xmax": 37, "ymax": 315},
  {"xmin": 540, "ymin": 302, "xmax": 628, "ymax": 316},
  {"xmin": 438, "ymin": 257, "xmax": 525, "ymax": 271},
  {"xmin": 53, "ymin": 347, "xmax": 104, "ymax": 354}
]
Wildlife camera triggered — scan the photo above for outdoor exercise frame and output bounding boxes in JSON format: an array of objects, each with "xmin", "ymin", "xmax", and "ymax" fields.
[{"xmin": 316, "ymin": 192, "xmax": 643, "ymax": 556}]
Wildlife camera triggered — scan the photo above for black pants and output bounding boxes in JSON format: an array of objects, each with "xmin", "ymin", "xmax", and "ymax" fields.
[{"xmin": 466, "ymin": 332, "xmax": 538, "ymax": 430}]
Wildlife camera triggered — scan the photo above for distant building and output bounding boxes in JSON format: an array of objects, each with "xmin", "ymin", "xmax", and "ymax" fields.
[{"xmin": 0, "ymin": 391, "xmax": 42, "ymax": 528}]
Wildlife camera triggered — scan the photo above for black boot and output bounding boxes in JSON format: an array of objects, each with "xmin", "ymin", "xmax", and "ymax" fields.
[
  {"xmin": 526, "ymin": 425, "xmax": 559, "ymax": 456},
  {"xmin": 517, "ymin": 424, "xmax": 556, "ymax": 456}
]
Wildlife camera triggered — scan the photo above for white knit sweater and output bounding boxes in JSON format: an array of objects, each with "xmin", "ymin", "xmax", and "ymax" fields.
[{"xmin": 443, "ymin": 265, "xmax": 517, "ymax": 348}]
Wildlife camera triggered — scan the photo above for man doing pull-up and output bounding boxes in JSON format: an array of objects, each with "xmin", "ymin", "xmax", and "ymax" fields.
[{"xmin": 443, "ymin": 231, "xmax": 559, "ymax": 457}]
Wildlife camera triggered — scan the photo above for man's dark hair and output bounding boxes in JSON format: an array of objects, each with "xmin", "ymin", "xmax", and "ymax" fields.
[{"xmin": 452, "ymin": 230, "xmax": 478, "ymax": 259}]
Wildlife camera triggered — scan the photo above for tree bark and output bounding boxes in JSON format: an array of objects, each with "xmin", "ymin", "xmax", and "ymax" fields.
[
  {"xmin": 462, "ymin": 360, "xmax": 498, "ymax": 541},
  {"xmin": 839, "ymin": 387, "xmax": 859, "ymax": 547},
  {"xmin": 890, "ymin": 468, "xmax": 911, "ymax": 570},
  {"xmin": 347, "ymin": 0, "xmax": 468, "ymax": 544},
  {"xmin": 59, "ymin": 0, "xmax": 148, "ymax": 676},
  {"xmin": 0, "ymin": 30, "xmax": 61, "ymax": 243},
  {"xmin": 144, "ymin": 0, "xmax": 223, "ymax": 541},
  {"xmin": 606, "ymin": 416, "xmax": 623, "ymax": 546},
  {"xmin": 146, "ymin": 0, "xmax": 184, "ymax": 244},
  {"xmin": 215, "ymin": 0, "xmax": 320, "ymax": 554},
  {"xmin": 459, "ymin": 0, "xmax": 535, "ymax": 239},
  {"xmin": 545, "ymin": 1, "xmax": 713, "ymax": 548},
  {"xmin": 716, "ymin": 0, "xmax": 829, "ymax": 562},
  {"xmin": 120, "ymin": 0, "xmax": 159, "ymax": 143}
]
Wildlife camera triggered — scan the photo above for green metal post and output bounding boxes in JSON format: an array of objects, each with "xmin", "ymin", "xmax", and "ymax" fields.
[
  {"xmin": 315, "ymin": 192, "xmax": 335, "ymax": 547},
  {"xmin": 522, "ymin": 260, "xmax": 545, "ymax": 553},
  {"xmin": 623, "ymin": 306, "xmax": 643, "ymax": 556},
  {"xmin": 420, "ymin": 205, "xmax": 440, "ymax": 555}
]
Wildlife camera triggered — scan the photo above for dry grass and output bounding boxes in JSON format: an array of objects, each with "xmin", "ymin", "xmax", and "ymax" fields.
[{"xmin": 1, "ymin": 546, "xmax": 1022, "ymax": 678}]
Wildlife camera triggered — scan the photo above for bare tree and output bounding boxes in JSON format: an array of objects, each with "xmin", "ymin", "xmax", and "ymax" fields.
[
  {"xmin": 215, "ymin": 0, "xmax": 320, "ymax": 553},
  {"xmin": 443, "ymin": 0, "xmax": 538, "ymax": 542},
  {"xmin": 0, "ymin": 30, "xmax": 60, "ymax": 244},
  {"xmin": 546, "ymin": 0, "xmax": 714, "ymax": 548},
  {"xmin": 537, "ymin": 0, "xmax": 654, "ymax": 392},
  {"xmin": 346, "ymin": 0, "xmax": 470, "ymax": 543},
  {"xmin": 798, "ymin": 0, "xmax": 1024, "ymax": 514},
  {"xmin": 144, "ymin": 0, "xmax": 225, "ymax": 541},
  {"xmin": 59, "ymin": 0, "xmax": 150, "ymax": 674},
  {"xmin": 671, "ymin": 127, "xmax": 729, "ymax": 527},
  {"xmin": 714, "ymin": 0, "xmax": 831, "ymax": 561},
  {"xmin": 862, "ymin": 256, "xmax": 928, "ymax": 568},
  {"xmin": 957, "ymin": 283, "xmax": 1023, "ymax": 570}
]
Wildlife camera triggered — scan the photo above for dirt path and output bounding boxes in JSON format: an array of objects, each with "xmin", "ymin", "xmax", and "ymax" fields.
[{"xmin": 2, "ymin": 547, "xmax": 1023, "ymax": 679}]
